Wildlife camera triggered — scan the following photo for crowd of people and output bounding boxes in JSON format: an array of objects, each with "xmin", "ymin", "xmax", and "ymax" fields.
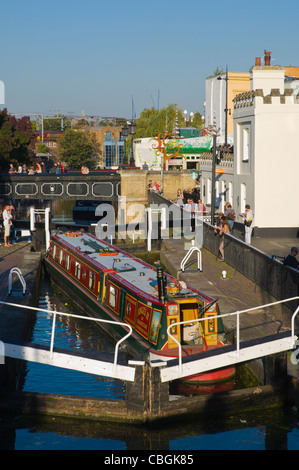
[{"xmin": 8, "ymin": 162, "xmax": 65, "ymax": 175}]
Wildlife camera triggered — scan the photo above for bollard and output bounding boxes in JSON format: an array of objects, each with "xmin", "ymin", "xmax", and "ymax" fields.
[{"xmin": 126, "ymin": 362, "xmax": 169, "ymax": 419}]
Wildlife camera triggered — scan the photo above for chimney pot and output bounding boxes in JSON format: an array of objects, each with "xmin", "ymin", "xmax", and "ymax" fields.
[{"xmin": 264, "ymin": 50, "xmax": 271, "ymax": 66}]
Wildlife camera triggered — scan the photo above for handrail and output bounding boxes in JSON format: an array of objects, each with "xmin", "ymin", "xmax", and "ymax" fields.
[
  {"xmin": 167, "ymin": 296, "xmax": 299, "ymax": 373},
  {"xmin": 8, "ymin": 268, "xmax": 27, "ymax": 295},
  {"xmin": 0, "ymin": 300, "xmax": 132, "ymax": 372},
  {"xmin": 180, "ymin": 240, "xmax": 202, "ymax": 272}
]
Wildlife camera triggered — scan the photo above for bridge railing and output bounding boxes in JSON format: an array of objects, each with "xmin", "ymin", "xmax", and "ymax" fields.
[
  {"xmin": 166, "ymin": 297, "xmax": 299, "ymax": 375},
  {"xmin": 0, "ymin": 300, "xmax": 132, "ymax": 373}
]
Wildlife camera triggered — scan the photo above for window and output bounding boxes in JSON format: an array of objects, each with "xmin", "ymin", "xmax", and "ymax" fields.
[
  {"xmin": 52, "ymin": 244, "xmax": 56, "ymax": 259},
  {"xmin": 118, "ymin": 142, "xmax": 124, "ymax": 164},
  {"xmin": 228, "ymin": 182, "xmax": 233, "ymax": 205},
  {"xmin": 75, "ymin": 261, "xmax": 81, "ymax": 279},
  {"xmin": 66, "ymin": 254, "xmax": 70, "ymax": 271},
  {"xmin": 59, "ymin": 249, "xmax": 63, "ymax": 265},
  {"xmin": 108, "ymin": 284, "xmax": 117, "ymax": 308},
  {"xmin": 242, "ymin": 127, "xmax": 250, "ymax": 161},
  {"xmin": 104, "ymin": 143, "xmax": 116, "ymax": 167},
  {"xmin": 105, "ymin": 131, "xmax": 111, "ymax": 141},
  {"xmin": 89, "ymin": 271, "xmax": 95, "ymax": 290}
]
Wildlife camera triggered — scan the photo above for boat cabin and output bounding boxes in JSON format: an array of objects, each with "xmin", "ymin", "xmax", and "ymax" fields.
[{"xmin": 47, "ymin": 232, "xmax": 224, "ymax": 355}]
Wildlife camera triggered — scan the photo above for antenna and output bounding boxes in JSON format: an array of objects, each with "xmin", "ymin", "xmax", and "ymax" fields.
[
  {"xmin": 150, "ymin": 95, "xmax": 156, "ymax": 109},
  {"xmin": 157, "ymin": 90, "xmax": 160, "ymax": 111},
  {"xmin": 131, "ymin": 96, "xmax": 136, "ymax": 120}
]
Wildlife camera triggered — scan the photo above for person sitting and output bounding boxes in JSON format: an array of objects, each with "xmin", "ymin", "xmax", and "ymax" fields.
[{"xmin": 284, "ymin": 247, "xmax": 299, "ymax": 269}]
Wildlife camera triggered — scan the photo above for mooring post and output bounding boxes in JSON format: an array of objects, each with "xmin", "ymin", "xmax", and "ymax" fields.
[
  {"xmin": 126, "ymin": 362, "xmax": 169, "ymax": 418},
  {"xmin": 265, "ymin": 352, "xmax": 288, "ymax": 387}
]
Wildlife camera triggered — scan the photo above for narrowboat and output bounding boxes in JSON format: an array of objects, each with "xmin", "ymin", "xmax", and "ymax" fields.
[{"xmin": 44, "ymin": 232, "xmax": 235, "ymax": 386}]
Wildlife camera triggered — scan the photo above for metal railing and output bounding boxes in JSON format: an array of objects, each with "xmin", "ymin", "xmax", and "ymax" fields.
[
  {"xmin": 8, "ymin": 268, "xmax": 27, "ymax": 295},
  {"xmin": 180, "ymin": 240, "xmax": 202, "ymax": 272},
  {"xmin": 0, "ymin": 300, "xmax": 132, "ymax": 373},
  {"xmin": 166, "ymin": 297, "xmax": 299, "ymax": 374}
]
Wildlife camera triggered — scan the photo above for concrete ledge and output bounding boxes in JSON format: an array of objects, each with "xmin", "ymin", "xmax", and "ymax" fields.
[{"xmin": 0, "ymin": 383, "xmax": 286, "ymax": 424}]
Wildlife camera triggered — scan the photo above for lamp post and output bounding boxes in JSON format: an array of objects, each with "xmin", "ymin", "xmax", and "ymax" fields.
[
  {"xmin": 128, "ymin": 120, "xmax": 136, "ymax": 166},
  {"xmin": 121, "ymin": 123, "xmax": 129, "ymax": 164},
  {"xmin": 205, "ymin": 119, "xmax": 219, "ymax": 226},
  {"xmin": 183, "ymin": 110, "xmax": 194, "ymax": 127},
  {"xmin": 151, "ymin": 128, "xmax": 177, "ymax": 195},
  {"xmin": 217, "ymin": 66, "xmax": 229, "ymax": 146}
]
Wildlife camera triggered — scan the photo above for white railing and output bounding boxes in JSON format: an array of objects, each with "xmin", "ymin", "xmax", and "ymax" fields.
[
  {"xmin": 166, "ymin": 297, "xmax": 299, "ymax": 374},
  {"xmin": 8, "ymin": 268, "xmax": 27, "ymax": 295},
  {"xmin": 180, "ymin": 240, "xmax": 202, "ymax": 272},
  {"xmin": 0, "ymin": 300, "xmax": 132, "ymax": 373},
  {"xmin": 30, "ymin": 207, "xmax": 51, "ymax": 250}
]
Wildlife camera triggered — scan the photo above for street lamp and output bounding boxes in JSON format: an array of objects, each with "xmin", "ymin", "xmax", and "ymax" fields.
[
  {"xmin": 217, "ymin": 66, "xmax": 229, "ymax": 146},
  {"xmin": 183, "ymin": 110, "xmax": 194, "ymax": 127},
  {"xmin": 121, "ymin": 123, "xmax": 129, "ymax": 164},
  {"xmin": 128, "ymin": 120, "xmax": 136, "ymax": 166},
  {"xmin": 205, "ymin": 119, "xmax": 220, "ymax": 226}
]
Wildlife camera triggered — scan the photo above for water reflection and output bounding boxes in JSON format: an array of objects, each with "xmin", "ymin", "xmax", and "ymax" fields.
[{"xmin": 22, "ymin": 279, "xmax": 127, "ymax": 399}]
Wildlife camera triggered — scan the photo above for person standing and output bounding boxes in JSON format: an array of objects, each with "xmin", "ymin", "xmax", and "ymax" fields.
[
  {"xmin": 224, "ymin": 203, "xmax": 236, "ymax": 234},
  {"xmin": 176, "ymin": 189, "xmax": 184, "ymax": 206},
  {"xmin": 3, "ymin": 203, "xmax": 12, "ymax": 247},
  {"xmin": 241, "ymin": 204, "xmax": 254, "ymax": 245}
]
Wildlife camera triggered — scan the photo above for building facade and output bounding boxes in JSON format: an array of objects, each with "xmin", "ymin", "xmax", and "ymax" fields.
[
  {"xmin": 205, "ymin": 71, "xmax": 250, "ymax": 141},
  {"xmin": 201, "ymin": 61, "xmax": 299, "ymax": 235},
  {"xmin": 233, "ymin": 65, "xmax": 299, "ymax": 235},
  {"xmin": 90, "ymin": 125, "xmax": 124, "ymax": 168}
]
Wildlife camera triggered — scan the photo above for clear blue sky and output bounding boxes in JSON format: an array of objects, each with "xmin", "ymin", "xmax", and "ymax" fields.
[{"xmin": 1, "ymin": 0, "xmax": 298, "ymax": 120}]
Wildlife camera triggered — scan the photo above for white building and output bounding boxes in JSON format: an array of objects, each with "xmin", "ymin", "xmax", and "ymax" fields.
[
  {"xmin": 200, "ymin": 62, "xmax": 299, "ymax": 236},
  {"xmin": 233, "ymin": 65, "xmax": 299, "ymax": 236}
]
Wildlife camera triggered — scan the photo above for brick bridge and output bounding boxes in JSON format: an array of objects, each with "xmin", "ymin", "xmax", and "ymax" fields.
[{"xmin": 0, "ymin": 169, "xmax": 195, "ymax": 205}]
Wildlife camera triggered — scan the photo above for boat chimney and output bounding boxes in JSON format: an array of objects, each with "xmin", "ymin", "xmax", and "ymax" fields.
[
  {"xmin": 264, "ymin": 50, "xmax": 271, "ymax": 66},
  {"xmin": 157, "ymin": 266, "xmax": 165, "ymax": 302}
]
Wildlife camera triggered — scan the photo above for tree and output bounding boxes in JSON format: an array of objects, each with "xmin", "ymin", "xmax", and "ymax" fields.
[
  {"xmin": 59, "ymin": 129, "xmax": 99, "ymax": 168},
  {"xmin": 135, "ymin": 104, "xmax": 204, "ymax": 140},
  {"xmin": 0, "ymin": 108, "xmax": 35, "ymax": 168}
]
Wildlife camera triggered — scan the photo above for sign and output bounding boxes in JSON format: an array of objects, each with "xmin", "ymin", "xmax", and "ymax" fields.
[
  {"xmin": 190, "ymin": 171, "xmax": 198, "ymax": 180},
  {"xmin": 135, "ymin": 301, "xmax": 152, "ymax": 339}
]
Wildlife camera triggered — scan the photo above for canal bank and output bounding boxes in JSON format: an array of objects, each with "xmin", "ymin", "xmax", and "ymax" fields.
[
  {"xmin": 0, "ymin": 242, "xmax": 42, "ymax": 393},
  {"xmin": 0, "ymin": 235, "xmax": 298, "ymax": 426}
]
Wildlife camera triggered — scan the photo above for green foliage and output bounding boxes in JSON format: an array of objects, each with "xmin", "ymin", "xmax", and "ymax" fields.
[
  {"xmin": 135, "ymin": 104, "xmax": 204, "ymax": 140},
  {"xmin": 59, "ymin": 129, "xmax": 100, "ymax": 169},
  {"xmin": 37, "ymin": 142, "xmax": 48, "ymax": 153},
  {"xmin": 0, "ymin": 108, "xmax": 35, "ymax": 169}
]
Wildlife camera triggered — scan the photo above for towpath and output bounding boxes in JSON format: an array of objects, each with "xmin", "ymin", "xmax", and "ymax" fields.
[
  {"xmin": 0, "ymin": 242, "xmax": 42, "ymax": 340},
  {"xmin": 160, "ymin": 237, "xmax": 299, "ymax": 343}
]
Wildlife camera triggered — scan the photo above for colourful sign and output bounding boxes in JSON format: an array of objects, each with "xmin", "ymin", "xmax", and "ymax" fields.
[{"xmin": 135, "ymin": 301, "xmax": 152, "ymax": 339}]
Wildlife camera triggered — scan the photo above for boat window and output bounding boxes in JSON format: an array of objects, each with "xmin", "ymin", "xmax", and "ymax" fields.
[
  {"xmin": 89, "ymin": 271, "xmax": 95, "ymax": 290},
  {"xmin": 59, "ymin": 249, "xmax": 63, "ymax": 265},
  {"xmin": 66, "ymin": 254, "xmax": 70, "ymax": 271},
  {"xmin": 75, "ymin": 261, "xmax": 81, "ymax": 279},
  {"xmin": 108, "ymin": 285, "xmax": 117, "ymax": 308}
]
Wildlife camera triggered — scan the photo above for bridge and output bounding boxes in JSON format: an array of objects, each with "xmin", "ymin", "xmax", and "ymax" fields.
[
  {"xmin": 1, "ymin": 298, "xmax": 299, "ymax": 385},
  {"xmin": 0, "ymin": 171, "xmax": 121, "ymax": 201}
]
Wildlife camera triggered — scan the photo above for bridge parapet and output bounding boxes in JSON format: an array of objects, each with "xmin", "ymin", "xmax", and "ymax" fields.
[{"xmin": 0, "ymin": 173, "xmax": 121, "ymax": 201}]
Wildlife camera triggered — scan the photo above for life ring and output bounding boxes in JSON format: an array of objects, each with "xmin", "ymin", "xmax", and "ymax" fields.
[
  {"xmin": 98, "ymin": 251, "xmax": 117, "ymax": 256},
  {"xmin": 65, "ymin": 232, "xmax": 82, "ymax": 237}
]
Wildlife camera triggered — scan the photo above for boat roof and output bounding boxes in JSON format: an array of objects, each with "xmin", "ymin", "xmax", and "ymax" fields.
[{"xmin": 52, "ymin": 232, "xmax": 211, "ymax": 303}]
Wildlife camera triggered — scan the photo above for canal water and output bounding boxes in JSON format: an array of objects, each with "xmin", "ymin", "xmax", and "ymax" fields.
[{"xmin": 2, "ymin": 199, "xmax": 299, "ymax": 450}]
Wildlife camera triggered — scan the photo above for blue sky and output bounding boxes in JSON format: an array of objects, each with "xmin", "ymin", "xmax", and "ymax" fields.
[{"xmin": 1, "ymin": 0, "xmax": 299, "ymax": 120}]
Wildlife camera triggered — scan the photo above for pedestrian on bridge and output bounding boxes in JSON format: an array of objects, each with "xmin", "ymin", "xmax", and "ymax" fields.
[{"xmin": 284, "ymin": 247, "xmax": 299, "ymax": 270}]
